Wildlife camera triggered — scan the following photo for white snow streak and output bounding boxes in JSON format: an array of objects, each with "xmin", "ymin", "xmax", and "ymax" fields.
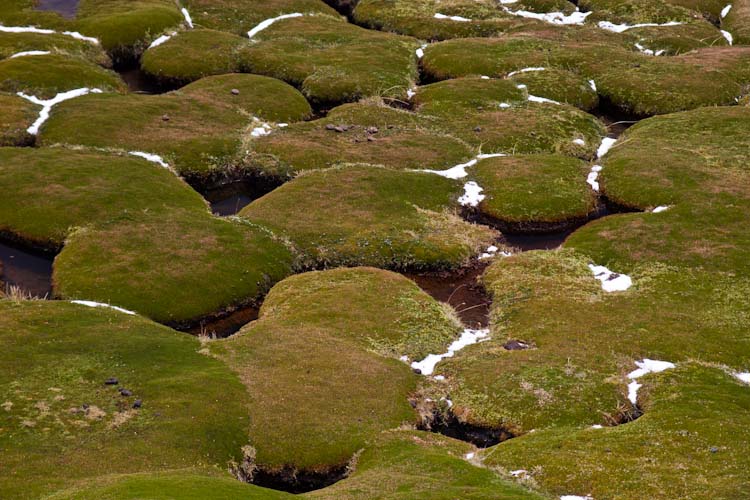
[
  {"xmin": 0, "ymin": 25, "xmax": 99, "ymax": 44},
  {"xmin": 416, "ymin": 43, "xmax": 428, "ymax": 59},
  {"xmin": 626, "ymin": 359, "xmax": 675, "ymax": 405},
  {"xmin": 573, "ymin": 138, "xmax": 586, "ymax": 146},
  {"xmin": 71, "ymin": 300, "xmax": 136, "ymax": 316},
  {"xmin": 589, "ymin": 79, "xmax": 597, "ymax": 92},
  {"xmin": 598, "ymin": 20, "xmax": 682, "ymax": 33},
  {"xmin": 597, "ymin": 137, "xmax": 617, "ymax": 158},
  {"xmin": 721, "ymin": 4, "xmax": 732, "ymax": 17},
  {"xmin": 458, "ymin": 181, "xmax": 485, "ymax": 207},
  {"xmin": 247, "ymin": 13, "xmax": 303, "ymax": 38},
  {"xmin": 129, "ymin": 151, "xmax": 170, "ymax": 169},
  {"xmin": 148, "ymin": 33, "xmax": 176, "ymax": 49},
  {"xmin": 528, "ymin": 94, "xmax": 561, "ymax": 105},
  {"xmin": 736, "ymin": 372, "xmax": 750, "ymax": 384},
  {"xmin": 181, "ymin": 7, "xmax": 194, "ymax": 28},
  {"xmin": 651, "ymin": 205, "xmax": 670, "ymax": 213},
  {"xmin": 634, "ymin": 42, "xmax": 665, "ymax": 56},
  {"xmin": 721, "ymin": 30, "xmax": 733, "ymax": 45},
  {"xmin": 411, "ymin": 328, "xmax": 489, "ymax": 375},
  {"xmin": 507, "ymin": 67, "xmax": 546, "ymax": 77},
  {"xmin": 434, "ymin": 13, "xmax": 471, "ymax": 22},
  {"xmin": 18, "ymin": 88, "xmax": 102, "ymax": 135},
  {"xmin": 9, "ymin": 50, "xmax": 50, "ymax": 58},
  {"xmin": 502, "ymin": 7, "xmax": 591, "ymax": 25},
  {"xmin": 422, "ymin": 153, "xmax": 506, "ymax": 179},
  {"xmin": 587, "ymin": 165, "xmax": 602, "ymax": 192},
  {"xmin": 561, "ymin": 496, "xmax": 593, "ymax": 500}
]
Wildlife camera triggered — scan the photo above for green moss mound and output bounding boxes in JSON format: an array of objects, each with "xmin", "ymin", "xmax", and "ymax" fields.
[
  {"xmin": 207, "ymin": 267, "xmax": 462, "ymax": 473},
  {"xmin": 141, "ymin": 29, "xmax": 250, "ymax": 84},
  {"xmin": 0, "ymin": 53, "xmax": 125, "ymax": 98},
  {"xmin": 248, "ymin": 101, "xmax": 474, "ymax": 178},
  {"xmin": 240, "ymin": 165, "xmax": 498, "ymax": 270},
  {"xmin": 724, "ymin": 0, "xmax": 750, "ymax": 45},
  {"xmin": 48, "ymin": 469, "xmax": 291, "ymax": 499},
  {"xmin": 53, "ymin": 209, "xmax": 295, "ymax": 325},
  {"xmin": 308, "ymin": 430, "xmax": 546, "ymax": 499},
  {"xmin": 0, "ymin": 31, "xmax": 109, "ymax": 64},
  {"xmin": 471, "ymin": 154, "xmax": 596, "ymax": 231},
  {"xmin": 0, "ymin": 300, "xmax": 251, "ymax": 499},
  {"xmin": 40, "ymin": 78, "xmax": 310, "ymax": 180},
  {"xmin": 414, "ymin": 78, "xmax": 604, "ymax": 159},
  {"xmin": 509, "ymin": 67, "xmax": 598, "ymax": 111},
  {"xmin": 179, "ymin": 73, "xmax": 312, "ymax": 122},
  {"xmin": 241, "ymin": 14, "xmax": 419, "ymax": 105},
  {"xmin": 431, "ymin": 249, "xmax": 750, "ymax": 433},
  {"xmin": 182, "ymin": 0, "xmax": 337, "ymax": 35},
  {"xmin": 481, "ymin": 365, "xmax": 750, "ymax": 499},
  {"xmin": 0, "ymin": 147, "xmax": 208, "ymax": 249},
  {"xmin": 0, "ymin": 94, "xmax": 35, "ymax": 146},
  {"xmin": 566, "ymin": 106, "xmax": 750, "ymax": 273}
]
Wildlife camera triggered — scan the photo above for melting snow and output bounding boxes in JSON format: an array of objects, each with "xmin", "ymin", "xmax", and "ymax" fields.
[
  {"xmin": 481, "ymin": 75, "xmax": 490, "ymax": 79},
  {"xmin": 598, "ymin": 20, "xmax": 682, "ymax": 32},
  {"xmin": 627, "ymin": 359, "xmax": 675, "ymax": 405},
  {"xmin": 465, "ymin": 452, "xmax": 475, "ymax": 459},
  {"xmin": 251, "ymin": 122, "xmax": 273, "ymax": 138},
  {"xmin": 597, "ymin": 137, "xmax": 617, "ymax": 158},
  {"xmin": 591, "ymin": 424, "xmax": 603, "ymax": 429},
  {"xmin": 589, "ymin": 79, "xmax": 597, "ymax": 92},
  {"xmin": 458, "ymin": 181, "xmax": 485, "ymax": 207},
  {"xmin": 502, "ymin": 7, "xmax": 591, "ymax": 25},
  {"xmin": 573, "ymin": 138, "xmax": 586, "ymax": 146},
  {"xmin": 407, "ymin": 88, "xmax": 416, "ymax": 98},
  {"xmin": 434, "ymin": 13, "xmax": 471, "ymax": 22},
  {"xmin": 561, "ymin": 496, "xmax": 593, "ymax": 500},
  {"xmin": 9, "ymin": 50, "xmax": 50, "ymax": 58},
  {"xmin": 148, "ymin": 33, "xmax": 176, "ymax": 49},
  {"xmin": 510, "ymin": 469, "xmax": 528, "ymax": 477},
  {"xmin": 528, "ymin": 94, "xmax": 560, "ymax": 105},
  {"xmin": 129, "ymin": 151, "xmax": 170, "ymax": 169},
  {"xmin": 735, "ymin": 372, "xmax": 750, "ymax": 384},
  {"xmin": 587, "ymin": 165, "xmax": 602, "ymax": 192},
  {"xmin": 18, "ymin": 88, "xmax": 102, "ymax": 135},
  {"xmin": 0, "ymin": 25, "xmax": 99, "ymax": 44},
  {"xmin": 71, "ymin": 300, "xmax": 136, "ymax": 316},
  {"xmin": 433, "ymin": 375, "xmax": 445, "ymax": 381},
  {"xmin": 247, "ymin": 13, "xmax": 303, "ymax": 38},
  {"xmin": 180, "ymin": 7, "xmax": 194, "ymax": 28},
  {"xmin": 416, "ymin": 43, "xmax": 427, "ymax": 59},
  {"xmin": 589, "ymin": 264, "xmax": 632, "ymax": 292},
  {"xmin": 721, "ymin": 4, "xmax": 732, "ymax": 17},
  {"xmin": 634, "ymin": 42, "xmax": 665, "ymax": 56},
  {"xmin": 652, "ymin": 205, "xmax": 670, "ymax": 213},
  {"xmin": 498, "ymin": 102, "xmax": 511, "ymax": 108},
  {"xmin": 507, "ymin": 67, "xmax": 545, "ymax": 77},
  {"xmin": 411, "ymin": 328, "xmax": 490, "ymax": 375},
  {"xmin": 721, "ymin": 30, "xmax": 733, "ymax": 45}
]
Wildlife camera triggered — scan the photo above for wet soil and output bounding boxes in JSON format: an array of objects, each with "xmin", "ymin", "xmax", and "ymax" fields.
[
  {"xmin": 118, "ymin": 64, "xmax": 177, "ymax": 94},
  {"xmin": 0, "ymin": 240, "xmax": 54, "ymax": 298},
  {"xmin": 248, "ymin": 464, "xmax": 349, "ymax": 494},
  {"xmin": 36, "ymin": 0, "xmax": 78, "ymax": 19},
  {"xmin": 592, "ymin": 98, "xmax": 643, "ymax": 138},
  {"xmin": 182, "ymin": 304, "xmax": 259, "ymax": 338},
  {"xmin": 203, "ymin": 180, "xmax": 274, "ymax": 216},
  {"xmin": 404, "ymin": 264, "xmax": 491, "ymax": 328},
  {"xmin": 421, "ymin": 410, "xmax": 514, "ymax": 448}
]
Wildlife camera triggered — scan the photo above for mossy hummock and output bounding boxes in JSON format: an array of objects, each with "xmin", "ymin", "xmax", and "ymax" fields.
[
  {"xmin": 240, "ymin": 165, "xmax": 498, "ymax": 271},
  {"xmin": 0, "ymin": 94, "xmax": 36, "ymax": 146},
  {"xmin": 0, "ymin": 300, "xmax": 251, "ymax": 499}
]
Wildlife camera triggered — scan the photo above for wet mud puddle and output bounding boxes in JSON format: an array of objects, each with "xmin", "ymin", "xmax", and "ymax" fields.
[
  {"xmin": 36, "ymin": 0, "xmax": 79, "ymax": 19},
  {"xmin": 0, "ymin": 241, "xmax": 53, "ymax": 297}
]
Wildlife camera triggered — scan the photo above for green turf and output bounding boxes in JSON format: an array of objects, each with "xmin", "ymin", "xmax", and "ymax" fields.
[{"xmin": 0, "ymin": 94, "xmax": 36, "ymax": 146}]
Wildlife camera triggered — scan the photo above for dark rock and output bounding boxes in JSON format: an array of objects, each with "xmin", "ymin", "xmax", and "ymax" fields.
[
  {"xmin": 333, "ymin": 126, "xmax": 346, "ymax": 133},
  {"xmin": 104, "ymin": 377, "xmax": 119, "ymax": 385},
  {"xmin": 474, "ymin": 126, "xmax": 482, "ymax": 132},
  {"xmin": 366, "ymin": 126, "xmax": 379, "ymax": 134},
  {"xmin": 133, "ymin": 399, "xmax": 143, "ymax": 409},
  {"xmin": 162, "ymin": 114, "xmax": 170, "ymax": 122},
  {"xmin": 366, "ymin": 136, "xmax": 375, "ymax": 142},
  {"xmin": 503, "ymin": 339, "xmax": 530, "ymax": 351},
  {"xmin": 413, "ymin": 368, "xmax": 422, "ymax": 375},
  {"xmin": 119, "ymin": 388, "xmax": 133, "ymax": 397},
  {"xmin": 231, "ymin": 88, "xmax": 240, "ymax": 95},
  {"xmin": 325, "ymin": 124, "xmax": 336, "ymax": 131}
]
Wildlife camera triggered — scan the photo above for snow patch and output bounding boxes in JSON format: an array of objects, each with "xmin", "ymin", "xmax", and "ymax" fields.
[
  {"xmin": 458, "ymin": 181, "xmax": 485, "ymax": 207},
  {"xmin": 591, "ymin": 424, "xmax": 603, "ymax": 429},
  {"xmin": 148, "ymin": 33, "xmax": 176, "ymax": 49},
  {"xmin": 634, "ymin": 42, "xmax": 665, "ymax": 56},
  {"xmin": 597, "ymin": 137, "xmax": 617, "ymax": 158},
  {"xmin": 589, "ymin": 263, "xmax": 632, "ymax": 292},
  {"xmin": 510, "ymin": 469, "xmax": 528, "ymax": 477},
  {"xmin": 734, "ymin": 372, "xmax": 749, "ymax": 384},
  {"xmin": 250, "ymin": 121, "xmax": 273, "ymax": 138},
  {"xmin": 498, "ymin": 102, "xmax": 511, "ymax": 108},
  {"xmin": 560, "ymin": 496, "xmax": 593, "ymax": 500},
  {"xmin": 587, "ymin": 165, "xmax": 602, "ymax": 192},
  {"xmin": 502, "ymin": 7, "xmax": 591, "ymax": 25},
  {"xmin": 507, "ymin": 66, "xmax": 545, "ymax": 77},
  {"xmin": 129, "ymin": 151, "xmax": 170, "ymax": 169},
  {"xmin": 573, "ymin": 138, "xmax": 586, "ymax": 146},
  {"xmin": 416, "ymin": 43, "xmax": 428, "ymax": 59},
  {"xmin": 0, "ymin": 25, "xmax": 99, "ymax": 44},
  {"xmin": 434, "ymin": 13, "xmax": 471, "ymax": 22},
  {"xmin": 433, "ymin": 375, "xmax": 445, "ymax": 381},
  {"xmin": 598, "ymin": 20, "xmax": 682, "ymax": 33},
  {"xmin": 721, "ymin": 30, "xmax": 733, "ymax": 45},
  {"xmin": 411, "ymin": 328, "xmax": 489, "ymax": 375},
  {"xmin": 721, "ymin": 4, "xmax": 732, "ymax": 17},
  {"xmin": 180, "ymin": 7, "xmax": 194, "ymax": 28},
  {"xmin": 651, "ymin": 205, "xmax": 670, "ymax": 213},
  {"xmin": 18, "ymin": 88, "xmax": 102, "ymax": 135},
  {"xmin": 528, "ymin": 94, "xmax": 560, "ymax": 105},
  {"xmin": 407, "ymin": 88, "xmax": 416, "ymax": 99},
  {"xmin": 247, "ymin": 13, "xmax": 303, "ymax": 38},
  {"xmin": 71, "ymin": 300, "xmax": 136, "ymax": 316},
  {"xmin": 626, "ymin": 359, "xmax": 675, "ymax": 405},
  {"xmin": 588, "ymin": 79, "xmax": 597, "ymax": 92},
  {"xmin": 9, "ymin": 50, "xmax": 50, "ymax": 58}
]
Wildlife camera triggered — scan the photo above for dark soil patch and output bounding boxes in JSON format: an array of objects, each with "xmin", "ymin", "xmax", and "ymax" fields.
[
  {"xmin": 36, "ymin": 0, "xmax": 78, "ymax": 19},
  {"xmin": 204, "ymin": 181, "xmax": 274, "ymax": 216},
  {"xmin": 117, "ymin": 64, "xmax": 178, "ymax": 94},
  {"xmin": 420, "ymin": 407, "xmax": 514, "ymax": 448},
  {"xmin": 182, "ymin": 303, "xmax": 259, "ymax": 338},
  {"xmin": 592, "ymin": 97, "xmax": 644, "ymax": 139},
  {"xmin": 0, "ymin": 240, "xmax": 53, "ymax": 298},
  {"xmin": 404, "ymin": 263, "xmax": 491, "ymax": 328},
  {"xmin": 246, "ymin": 464, "xmax": 349, "ymax": 494}
]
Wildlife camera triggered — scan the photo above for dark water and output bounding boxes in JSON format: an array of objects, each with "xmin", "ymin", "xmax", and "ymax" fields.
[
  {"xmin": 36, "ymin": 0, "xmax": 78, "ymax": 18},
  {"xmin": 119, "ymin": 66, "xmax": 171, "ymax": 94},
  {"xmin": 592, "ymin": 99, "xmax": 642, "ymax": 139},
  {"xmin": 183, "ymin": 304, "xmax": 259, "ymax": 338},
  {"xmin": 204, "ymin": 181, "xmax": 272, "ymax": 216},
  {"xmin": 0, "ymin": 241, "xmax": 53, "ymax": 298},
  {"xmin": 501, "ymin": 228, "xmax": 575, "ymax": 251}
]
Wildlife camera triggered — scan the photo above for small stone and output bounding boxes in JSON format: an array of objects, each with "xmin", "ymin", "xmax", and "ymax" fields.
[
  {"xmin": 81, "ymin": 403, "xmax": 89, "ymax": 410},
  {"xmin": 387, "ymin": 124, "xmax": 394, "ymax": 129},
  {"xmin": 366, "ymin": 136, "xmax": 375, "ymax": 142},
  {"xmin": 412, "ymin": 368, "xmax": 422, "ymax": 375},
  {"xmin": 710, "ymin": 446, "xmax": 719, "ymax": 453},
  {"xmin": 231, "ymin": 88, "xmax": 240, "ymax": 95},
  {"xmin": 325, "ymin": 124, "xmax": 336, "ymax": 131},
  {"xmin": 119, "ymin": 388, "xmax": 132, "ymax": 397},
  {"xmin": 104, "ymin": 377, "xmax": 119, "ymax": 385},
  {"xmin": 162, "ymin": 114, "xmax": 170, "ymax": 122},
  {"xmin": 474, "ymin": 126, "xmax": 482, "ymax": 132},
  {"xmin": 333, "ymin": 126, "xmax": 346, "ymax": 133},
  {"xmin": 503, "ymin": 339, "xmax": 530, "ymax": 351},
  {"xmin": 366, "ymin": 126, "xmax": 379, "ymax": 134},
  {"xmin": 133, "ymin": 399, "xmax": 143, "ymax": 409}
]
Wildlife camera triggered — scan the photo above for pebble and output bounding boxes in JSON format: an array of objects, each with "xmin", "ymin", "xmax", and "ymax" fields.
[
  {"xmin": 119, "ymin": 388, "xmax": 133, "ymax": 397},
  {"xmin": 366, "ymin": 136, "xmax": 375, "ymax": 142},
  {"xmin": 104, "ymin": 377, "xmax": 119, "ymax": 385},
  {"xmin": 325, "ymin": 124, "xmax": 336, "ymax": 131},
  {"xmin": 333, "ymin": 126, "xmax": 346, "ymax": 133},
  {"xmin": 162, "ymin": 114, "xmax": 170, "ymax": 122},
  {"xmin": 503, "ymin": 339, "xmax": 530, "ymax": 351},
  {"xmin": 412, "ymin": 368, "xmax": 422, "ymax": 375},
  {"xmin": 133, "ymin": 399, "xmax": 143, "ymax": 409},
  {"xmin": 474, "ymin": 126, "xmax": 482, "ymax": 132},
  {"xmin": 710, "ymin": 446, "xmax": 719, "ymax": 453},
  {"xmin": 366, "ymin": 126, "xmax": 379, "ymax": 134},
  {"xmin": 231, "ymin": 88, "xmax": 240, "ymax": 95}
]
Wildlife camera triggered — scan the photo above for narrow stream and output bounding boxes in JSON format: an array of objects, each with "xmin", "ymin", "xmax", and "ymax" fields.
[{"xmin": 0, "ymin": 241, "xmax": 53, "ymax": 298}]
